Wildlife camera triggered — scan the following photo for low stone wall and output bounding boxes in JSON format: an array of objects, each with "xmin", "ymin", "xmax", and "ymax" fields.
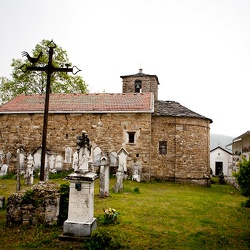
[{"xmin": 6, "ymin": 182, "xmax": 60, "ymax": 227}]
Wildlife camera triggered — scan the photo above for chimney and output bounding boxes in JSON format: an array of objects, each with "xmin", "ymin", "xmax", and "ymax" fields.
[{"xmin": 139, "ymin": 68, "xmax": 143, "ymax": 74}]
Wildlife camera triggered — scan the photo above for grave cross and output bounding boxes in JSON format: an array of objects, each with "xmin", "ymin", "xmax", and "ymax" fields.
[{"xmin": 21, "ymin": 40, "xmax": 81, "ymax": 181}]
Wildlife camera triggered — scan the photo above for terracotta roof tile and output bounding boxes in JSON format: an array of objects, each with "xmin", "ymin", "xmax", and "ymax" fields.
[{"xmin": 0, "ymin": 93, "xmax": 154, "ymax": 113}]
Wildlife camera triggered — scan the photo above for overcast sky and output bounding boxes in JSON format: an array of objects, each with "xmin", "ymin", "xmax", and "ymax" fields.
[{"xmin": 1, "ymin": 0, "xmax": 250, "ymax": 137}]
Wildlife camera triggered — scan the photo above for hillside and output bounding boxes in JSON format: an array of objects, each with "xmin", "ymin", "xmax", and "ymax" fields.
[{"xmin": 210, "ymin": 133, "xmax": 234, "ymax": 151}]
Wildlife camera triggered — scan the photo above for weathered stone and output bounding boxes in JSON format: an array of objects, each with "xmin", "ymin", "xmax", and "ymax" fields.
[
  {"xmin": 0, "ymin": 196, "xmax": 5, "ymax": 208},
  {"xmin": 6, "ymin": 182, "xmax": 60, "ymax": 227}
]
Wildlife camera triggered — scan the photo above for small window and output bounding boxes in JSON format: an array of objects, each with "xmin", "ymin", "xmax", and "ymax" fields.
[
  {"xmin": 159, "ymin": 141, "xmax": 167, "ymax": 155},
  {"xmin": 127, "ymin": 132, "xmax": 136, "ymax": 143}
]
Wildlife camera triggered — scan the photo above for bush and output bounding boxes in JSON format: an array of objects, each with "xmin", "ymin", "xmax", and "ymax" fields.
[
  {"xmin": 211, "ymin": 177, "xmax": 219, "ymax": 184},
  {"xmin": 241, "ymin": 199, "xmax": 250, "ymax": 208},
  {"xmin": 234, "ymin": 155, "xmax": 250, "ymax": 206},
  {"xmin": 85, "ymin": 228, "xmax": 122, "ymax": 250},
  {"xmin": 234, "ymin": 155, "xmax": 250, "ymax": 198},
  {"xmin": 0, "ymin": 171, "xmax": 16, "ymax": 179}
]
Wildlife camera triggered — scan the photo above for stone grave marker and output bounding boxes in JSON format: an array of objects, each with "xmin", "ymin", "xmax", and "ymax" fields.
[
  {"xmin": 117, "ymin": 147, "xmax": 129, "ymax": 179},
  {"xmin": 25, "ymin": 154, "xmax": 34, "ymax": 185},
  {"xmin": 113, "ymin": 167, "xmax": 124, "ymax": 193},
  {"xmin": 6, "ymin": 152, "xmax": 11, "ymax": 165},
  {"xmin": 132, "ymin": 161, "xmax": 142, "ymax": 182},
  {"xmin": 63, "ymin": 131, "xmax": 98, "ymax": 238},
  {"xmin": 55, "ymin": 155, "xmax": 63, "ymax": 171},
  {"xmin": 0, "ymin": 150, "xmax": 4, "ymax": 167},
  {"xmin": 19, "ymin": 149, "xmax": 25, "ymax": 174},
  {"xmin": 33, "ymin": 150, "xmax": 41, "ymax": 170},
  {"xmin": 65, "ymin": 147, "xmax": 72, "ymax": 164},
  {"xmin": 99, "ymin": 152, "xmax": 110, "ymax": 198},
  {"xmin": 0, "ymin": 163, "xmax": 8, "ymax": 176},
  {"xmin": 48, "ymin": 154, "xmax": 56, "ymax": 171}
]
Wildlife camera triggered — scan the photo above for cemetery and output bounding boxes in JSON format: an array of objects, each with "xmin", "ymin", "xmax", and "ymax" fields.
[
  {"xmin": 0, "ymin": 172, "xmax": 249, "ymax": 249},
  {"xmin": 0, "ymin": 43, "xmax": 249, "ymax": 248},
  {"xmin": 0, "ymin": 130, "xmax": 249, "ymax": 249}
]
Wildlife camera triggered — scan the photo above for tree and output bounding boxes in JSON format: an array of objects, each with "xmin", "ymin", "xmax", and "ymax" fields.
[
  {"xmin": 234, "ymin": 155, "xmax": 250, "ymax": 207},
  {"xmin": 0, "ymin": 39, "xmax": 88, "ymax": 104}
]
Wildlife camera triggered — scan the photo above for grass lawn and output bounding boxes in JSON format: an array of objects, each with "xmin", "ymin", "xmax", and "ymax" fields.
[{"xmin": 0, "ymin": 176, "xmax": 249, "ymax": 249}]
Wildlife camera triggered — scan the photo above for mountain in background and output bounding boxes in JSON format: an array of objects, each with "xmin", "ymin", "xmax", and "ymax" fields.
[{"xmin": 210, "ymin": 133, "xmax": 234, "ymax": 152}]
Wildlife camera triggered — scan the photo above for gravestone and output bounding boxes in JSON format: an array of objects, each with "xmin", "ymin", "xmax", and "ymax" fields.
[
  {"xmin": 113, "ymin": 164, "xmax": 124, "ymax": 193},
  {"xmin": 0, "ymin": 164, "xmax": 8, "ymax": 176},
  {"xmin": 0, "ymin": 150, "xmax": 4, "ymax": 167},
  {"xmin": 48, "ymin": 154, "xmax": 56, "ymax": 171},
  {"xmin": 0, "ymin": 196, "xmax": 5, "ymax": 208},
  {"xmin": 19, "ymin": 149, "xmax": 25, "ymax": 174},
  {"xmin": 72, "ymin": 151, "xmax": 78, "ymax": 171},
  {"xmin": 44, "ymin": 155, "xmax": 50, "ymax": 182},
  {"xmin": 132, "ymin": 161, "xmax": 142, "ymax": 182},
  {"xmin": 33, "ymin": 150, "xmax": 41, "ymax": 170},
  {"xmin": 55, "ymin": 155, "xmax": 63, "ymax": 171},
  {"xmin": 0, "ymin": 151, "xmax": 8, "ymax": 176},
  {"xmin": 99, "ymin": 153, "xmax": 110, "ymax": 198},
  {"xmin": 113, "ymin": 147, "xmax": 129, "ymax": 192},
  {"xmin": 65, "ymin": 147, "xmax": 72, "ymax": 164},
  {"xmin": 63, "ymin": 131, "xmax": 98, "ymax": 237},
  {"xmin": 117, "ymin": 147, "xmax": 129, "ymax": 179},
  {"xmin": 25, "ymin": 154, "xmax": 34, "ymax": 185},
  {"xmin": 6, "ymin": 152, "xmax": 11, "ymax": 165},
  {"xmin": 117, "ymin": 147, "xmax": 129, "ymax": 173},
  {"xmin": 110, "ymin": 151, "xmax": 118, "ymax": 167}
]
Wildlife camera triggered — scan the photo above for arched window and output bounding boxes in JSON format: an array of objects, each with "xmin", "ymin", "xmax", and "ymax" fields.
[{"xmin": 134, "ymin": 80, "xmax": 142, "ymax": 93}]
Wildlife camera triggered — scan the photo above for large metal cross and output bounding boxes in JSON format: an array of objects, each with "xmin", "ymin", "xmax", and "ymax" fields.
[{"xmin": 21, "ymin": 41, "xmax": 81, "ymax": 181}]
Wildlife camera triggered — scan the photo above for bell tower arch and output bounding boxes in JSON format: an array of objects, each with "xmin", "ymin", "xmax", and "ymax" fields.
[{"xmin": 120, "ymin": 69, "xmax": 160, "ymax": 100}]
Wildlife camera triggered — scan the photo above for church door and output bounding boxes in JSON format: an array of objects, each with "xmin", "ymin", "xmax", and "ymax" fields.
[{"xmin": 215, "ymin": 162, "xmax": 223, "ymax": 176}]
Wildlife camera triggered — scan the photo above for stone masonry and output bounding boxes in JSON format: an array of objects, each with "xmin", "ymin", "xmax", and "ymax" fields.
[{"xmin": 6, "ymin": 182, "xmax": 60, "ymax": 227}]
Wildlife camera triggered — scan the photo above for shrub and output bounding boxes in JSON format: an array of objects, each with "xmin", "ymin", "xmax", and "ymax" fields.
[
  {"xmin": 211, "ymin": 177, "xmax": 219, "ymax": 184},
  {"xmin": 241, "ymin": 199, "xmax": 250, "ymax": 208},
  {"xmin": 234, "ymin": 155, "xmax": 250, "ymax": 205},
  {"xmin": 22, "ymin": 189, "xmax": 35, "ymax": 203},
  {"xmin": 85, "ymin": 228, "xmax": 122, "ymax": 250},
  {"xmin": 0, "ymin": 171, "xmax": 16, "ymax": 179}
]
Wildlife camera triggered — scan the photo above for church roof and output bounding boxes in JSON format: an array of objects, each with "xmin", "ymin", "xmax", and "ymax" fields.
[
  {"xmin": 154, "ymin": 100, "xmax": 213, "ymax": 123},
  {"xmin": 0, "ymin": 93, "xmax": 212, "ymax": 122},
  {"xmin": 0, "ymin": 93, "xmax": 154, "ymax": 114}
]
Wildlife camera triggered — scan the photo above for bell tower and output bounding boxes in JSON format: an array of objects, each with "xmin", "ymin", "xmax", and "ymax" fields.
[{"xmin": 120, "ymin": 69, "xmax": 160, "ymax": 101}]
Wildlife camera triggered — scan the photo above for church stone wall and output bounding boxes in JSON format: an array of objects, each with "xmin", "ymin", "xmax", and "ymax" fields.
[
  {"xmin": 0, "ymin": 112, "xmax": 210, "ymax": 184},
  {"xmin": 151, "ymin": 116, "xmax": 211, "ymax": 185},
  {"xmin": 0, "ymin": 113, "xmax": 152, "ymax": 179}
]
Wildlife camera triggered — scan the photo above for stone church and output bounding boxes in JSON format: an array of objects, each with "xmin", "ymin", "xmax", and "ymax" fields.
[{"xmin": 0, "ymin": 69, "xmax": 212, "ymax": 185}]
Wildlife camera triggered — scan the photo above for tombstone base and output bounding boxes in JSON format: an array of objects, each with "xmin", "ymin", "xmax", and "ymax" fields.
[{"xmin": 63, "ymin": 218, "xmax": 97, "ymax": 237}]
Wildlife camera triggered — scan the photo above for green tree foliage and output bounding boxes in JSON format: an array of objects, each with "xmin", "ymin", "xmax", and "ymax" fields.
[
  {"xmin": 0, "ymin": 39, "xmax": 88, "ymax": 104},
  {"xmin": 234, "ymin": 155, "xmax": 250, "ymax": 205}
]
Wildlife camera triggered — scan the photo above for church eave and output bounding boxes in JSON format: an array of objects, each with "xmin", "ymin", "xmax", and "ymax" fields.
[{"xmin": 0, "ymin": 110, "xmax": 154, "ymax": 115}]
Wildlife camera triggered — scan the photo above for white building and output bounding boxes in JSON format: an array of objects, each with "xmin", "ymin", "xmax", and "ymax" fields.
[{"xmin": 210, "ymin": 146, "xmax": 232, "ymax": 176}]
